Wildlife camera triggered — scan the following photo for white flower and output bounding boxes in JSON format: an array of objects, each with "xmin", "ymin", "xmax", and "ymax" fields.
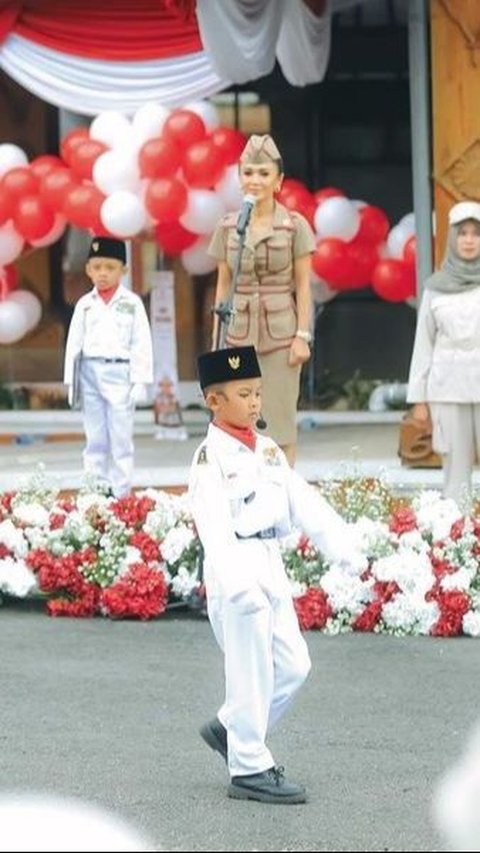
[
  {"xmin": 170, "ymin": 566, "xmax": 198, "ymax": 598},
  {"xmin": 463, "ymin": 611, "xmax": 480, "ymax": 637},
  {"xmin": 0, "ymin": 557, "xmax": 37, "ymax": 597},
  {"xmin": 349, "ymin": 518, "xmax": 395, "ymax": 559},
  {"xmin": 320, "ymin": 564, "xmax": 373, "ymax": 615},
  {"xmin": 441, "ymin": 567, "xmax": 476, "ymax": 592},
  {"xmin": 12, "ymin": 502, "xmax": 50, "ymax": 528},
  {"xmin": 413, "ymin": 490, "xmax": 462, "ymax": 541},
  {"xmin": 161, "ymin": 525, "xmax": 195, "ymax": 566},
  {"xmin": 382, "ymin": 593, "xmax": 438, "ymax": 635},
  {"xmin": 372, "ymin": 550, "xmax": 434, "ymax": 598},
  {"xmin": 0, "ymin": 519, "xmax": 28, "ymax": 557},
  {"xmin": 117, "ymin": 546, "xmax": 143, "ymax": 577},
  {"xmin": 397, "ymin": 529, "xmax": 430, "ymax": 554},
  {"xmin": 76, "ymin": 493, "xmax": 110, "ymax": 513}
]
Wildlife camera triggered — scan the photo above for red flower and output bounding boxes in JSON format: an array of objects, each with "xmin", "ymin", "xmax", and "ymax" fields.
[
  {"xmin": 49, "ymin": 513, "xmax": 66, "ymax": 530},
  {"xmin": 294, "ymin": 587, "xmax": 333, "ymax": 631},
  {"xmin": 129, "ymin": 530, "xmax": 161, "ymax": 563},
  {"xmin": 100, "ymin": 563, "xmax": 168, "ymax": 620},
  {"xmin": 47, "ymin": 584, "xmax": 99, "ymax": 618},
  {"xmin": 389, "ymin": 507, "xmax": 417, "ymax": 535},
  {"xmin": 0, "ymin": 543, "xmax": 12, "ymax": 559},
  {"xmin": 429, "ymin": 589, "xmax": 471, "ymax": 637},
  {"xmin": 110, "ymin": 495, "xmax": 155, "ymax": 528},
  {"xmin": 372, "ymin": 580, "xmax": 400, "ymax": 603},
  {"xmin": 353, "ymin": 601, "xmax": 383, "ymax": 632}
]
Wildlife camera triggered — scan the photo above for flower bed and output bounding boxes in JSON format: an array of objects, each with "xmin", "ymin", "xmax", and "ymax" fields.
[{"xmin": 1, "ymin": 473, "xmax": 480, "ymax": 637}]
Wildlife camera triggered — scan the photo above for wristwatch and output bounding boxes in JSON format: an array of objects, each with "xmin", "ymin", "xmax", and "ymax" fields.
[{"xmin": 295, "ymin": 329, "xmax": 312, "ymax": 344}]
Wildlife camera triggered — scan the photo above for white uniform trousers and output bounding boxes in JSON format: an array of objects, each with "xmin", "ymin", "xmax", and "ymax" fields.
[
  {"xmin": 431, "ymin": 402, "xmax": 480, "ymax": 505},
  {"xmin": 207, "ymin": 589, "xmax": 311, "ymax": 777},
  {"xmin": 80, "ymin": 359, "xmax": 134, "ymax": 497}
]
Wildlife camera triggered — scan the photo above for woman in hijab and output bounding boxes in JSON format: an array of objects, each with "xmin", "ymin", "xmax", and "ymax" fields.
[
  {"xmin": 208, "ymin": 134, "xmax": 315, "ymax": 467},
  {"xmin": 407, "ymin": 200, "xmax": 480, "ymax": 504}
]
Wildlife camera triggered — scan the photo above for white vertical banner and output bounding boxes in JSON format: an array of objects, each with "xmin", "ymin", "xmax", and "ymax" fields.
[{"xmin": 149, "ymin": 270, "xmax": 188, "ymax": 441}]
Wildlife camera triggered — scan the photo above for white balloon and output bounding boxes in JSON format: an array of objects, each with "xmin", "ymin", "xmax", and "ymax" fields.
[
  {"xmin": 29, "ymin": 214, "xmax": 67, "ymax": 248},
  {"xmin": 352, "ymin": 199, "xmax": 368, "ymax": 210},
  {"xmin": 131, "ymin": 102, "xmax": 170, "ymax": 146},
  {"xmin": 314, "ymin": 196, "xmax": 360, "ymax": 241},
  {"xmin": 399, "ymin": 211, "xmax": 415, "ymax": 231},
  {"xmin": 8, "ymin": 289, "xmax": 42, "ymax": 331},
  {"xmin": 100, "ymin": 191, "xmax": 146, "ymax": 238},
  {"xmin": 215, "ymin": 164, "xmax": 242, "ymax": 211},
  {"xmin": 89, "ymin": 110, "xmax": 132, "ymax": 148},
  {"xmin": 93, "ymin": 150, "xmax": 140, "ymax": 195},
  {"xmin": 387, "ymin": 222, "xmax": 413, "ymax": 258},
  {"xmin": 0, "ymin": 144, "xmax": 28, "ymax": 179},
  {"xmin": 180, "ymin": 190, "xmax": 225, "ymax": 235},
  {"xmin": 0, "ymin": 222, "xmax": 24, "ymax": 266},
  {"xmin": 0, "ymin": 298, "xmax": 30, "ymax": 343},
  {"xmin": 184, "ymin": 100, "xmax": 219, "ymax": 130},
  {"xmin": 181, "ymin": 237, "xmax": 217, "ymax": 275}
]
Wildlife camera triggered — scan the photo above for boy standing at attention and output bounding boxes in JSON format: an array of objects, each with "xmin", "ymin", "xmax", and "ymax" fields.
[
  {"xmin": 64, "ymin": 236, "xmax": 153, "ymax": 497},
  {"xmin": 189, "ymin": 345, "xmax": 365, "ymax": 804}
]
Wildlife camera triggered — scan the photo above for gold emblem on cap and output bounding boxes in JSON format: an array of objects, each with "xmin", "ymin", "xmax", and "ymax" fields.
[
  {"xmin": 228, "ymin": 356, "xmax": 240, "ymax": 370},
  {"xmin": 92, "ymin": 241, "xmax": 99, "ymax": 252}
]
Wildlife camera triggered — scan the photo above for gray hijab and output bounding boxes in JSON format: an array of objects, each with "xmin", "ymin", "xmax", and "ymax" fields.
[{"xmin": 425, "ymin": 220, "xmax": 480, "ymax": 293}]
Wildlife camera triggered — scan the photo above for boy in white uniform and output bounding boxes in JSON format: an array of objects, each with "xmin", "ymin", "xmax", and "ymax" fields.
[
  {"xmin": 189, "ymin": 345, "xmax": 365, "ymax": 804},
  {"xmin": 64, "ymin": 236, "xmax": 153, "ymax": 497}
]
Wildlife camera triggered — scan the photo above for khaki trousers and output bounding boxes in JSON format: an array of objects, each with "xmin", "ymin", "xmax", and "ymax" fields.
[{"xmin": 431, "ymin": 402, "xmax": 480, "ymax": 505}]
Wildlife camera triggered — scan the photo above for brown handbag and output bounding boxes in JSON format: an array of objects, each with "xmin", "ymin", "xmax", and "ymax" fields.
[{"xmin": 398, "ymin": 412, "xmax": 442, "ymax": 468}]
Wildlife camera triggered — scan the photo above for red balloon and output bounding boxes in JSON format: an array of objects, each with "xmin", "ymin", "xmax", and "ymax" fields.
[
  {"xmin": 182, "ymin": 139, "xmax": 226, "ymax": 189},
  {"xmin": 60, "ymin": 127, "xmax": 90, "ymax": 165},
  {"xmin": 63, "ymin": 184, "xmax": 106, "ymax": 230},
  {"xmin": 281, "ymin": 179, "xmax": 312, "ymax": 203},
  {"xmin": 144, "ymin": 178, "xmax": 188, "ymax": 224},
  {"xmin": 210, "ymin": 127, "xmax": 247, "ymax": 165},
  {"xmin": 346, "ymin": 236, "xmax": 379, "ymax": 286},
  {"xmin": 69, "ymin": 139, "xmax": 108, "ymax": 181},
  {"xmin": 162, "ymin": 109, "xmax": 206, "ymax": 149},
  {"xmin": 1, "ymin": 167, "xmax": 39, "ymax": 202},
  {"xmin": 312, "ymin": 238, "xmax": 356, "ymax": 288},
  {"xmin": 154, "ymin": 220, "xmax": 198, "ymax": 255},
  {"xmin": 313, "ymin": 187, "xmax": 346, "ymax": 206},
  {"xmin": 276, "ymin": 184, "xmax": 313, "ymax": 216},
  {"xmin": 0, "ymin": 264, "xmax": 17, "ymax": 300},
  {"xmin": 13, "ymin": 195, "xmax": 55, "ymax": 241},
  {"xmin": 29, "ymin": 155, "xmax": 65, "ymax": 181},
  {"xmin": 39, "ymin": 168, "xmax": 78, "ymax": 212},
  {"xmin": 371, "ymin": 259, "xmax": 416, "ymax": 302},
  {"xmin": 403, "ymin": 235, "xmax": 416, "ymax": 266},
  {"xmin": 0, "ymin": 185, "xmax": 14, "ymax": 226},
  {"xmin": 356, "ymin": 205, "xmax": 390, "ymax": 245},
  {"xmin": 138, "ymin": 138, "xmax": 181, "ymax": 179}
]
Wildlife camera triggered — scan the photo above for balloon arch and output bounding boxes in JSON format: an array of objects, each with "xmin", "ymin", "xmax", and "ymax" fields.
[{"xmin": 0, "ymin": 99, "xmax": 417, "ymax": 345}]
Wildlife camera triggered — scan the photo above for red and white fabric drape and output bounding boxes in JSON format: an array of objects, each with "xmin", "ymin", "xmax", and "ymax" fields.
[{"xmin": 0, "ymin": 0, "xmax": 364, "ymax": 115}]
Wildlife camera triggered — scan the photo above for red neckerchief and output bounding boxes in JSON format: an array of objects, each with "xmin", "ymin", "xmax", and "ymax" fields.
[
  {"xmin": 214, "ymin": 419, "xmax": 257, "ymax": 452},
  {"xmin": 96, "ymin": 285, "xmax": 119, "ymax": 304}
]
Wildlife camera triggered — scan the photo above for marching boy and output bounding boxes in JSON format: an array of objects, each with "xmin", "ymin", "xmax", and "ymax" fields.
[
  {"xmin": 64, "ymin": 236, "xmax": 153, "ymax": 497},
  {"xmin": 189, "ymin": 345, "xmax": 365, "ymax": 804}
]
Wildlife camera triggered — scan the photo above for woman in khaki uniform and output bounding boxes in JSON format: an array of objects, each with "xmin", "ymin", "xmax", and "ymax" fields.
[
  {"xmin": 407, "ymin": 200, "xmax": 480, "ymax": 505},
  {"xmin": 209, "ymin": 135, "xmax": 315, "ymax": 466}
]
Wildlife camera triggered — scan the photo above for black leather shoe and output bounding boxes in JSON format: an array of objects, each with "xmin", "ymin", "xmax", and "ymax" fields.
[
  {"xmin": 228, "ymin": 766, "xmax": 306, "ymax": 804},
  {"xmin": 200, "ymin": 718, "xmax": 228, "ymax": 763}
]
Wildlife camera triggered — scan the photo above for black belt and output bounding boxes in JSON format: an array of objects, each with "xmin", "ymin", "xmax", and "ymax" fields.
[
  {"xmin": 85, "ymin": 357, "xmax": 130, "ymax": 364},
  {"xmin": 236, "ymin": 527, "xmax": 276, "ymax": 540}
]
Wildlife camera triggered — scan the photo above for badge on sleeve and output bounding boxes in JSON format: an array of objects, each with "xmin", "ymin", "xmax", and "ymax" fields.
[
  {"xmin": 263, "ymin": 447, "xmax": 281, "ymax": 465},
  {"xmin": 197, "ymin": 446, "xmax": 208, "ymax": 465}
]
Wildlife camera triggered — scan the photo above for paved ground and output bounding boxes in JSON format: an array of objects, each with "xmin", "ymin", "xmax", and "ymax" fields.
[
  {"xmin": 0, "ymin": 409, "xmax": 469, "ymax": 494},
  {"xmin": 1, "ymin": 603, "xmax": 477, "ymax": 852}
]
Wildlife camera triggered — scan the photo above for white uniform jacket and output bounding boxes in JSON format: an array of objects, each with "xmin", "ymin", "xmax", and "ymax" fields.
[
  {"xmin": 188, "ymin": 424, "xmax": 364, "ymax": 607},
  {"xmin": 407, "ymin": 287, "xmax": 480, "ymax": 403},
  {"xmin": 63, "ymin": 285, "xmax": 153, "ymax": 387}
]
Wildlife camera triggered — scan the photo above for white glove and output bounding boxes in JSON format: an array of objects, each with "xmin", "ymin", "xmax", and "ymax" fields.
[{"xmin": 129, "ymin": 383, "xmax": 148, "ymax": 406}]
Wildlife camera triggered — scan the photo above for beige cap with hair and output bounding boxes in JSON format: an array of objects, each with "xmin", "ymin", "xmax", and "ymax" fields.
[{"xmin": 240, "ymin": 134, "xmax": 282, "ymax": 164}]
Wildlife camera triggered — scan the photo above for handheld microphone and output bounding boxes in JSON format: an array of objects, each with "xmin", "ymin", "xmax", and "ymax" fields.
[
  {"xmin": 236, "ymin": 194, "xmax": 256, "ymax": 236},
  {"xmin": 256, "ymin": 415, "xmax": 267, "ymax": 430}
]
